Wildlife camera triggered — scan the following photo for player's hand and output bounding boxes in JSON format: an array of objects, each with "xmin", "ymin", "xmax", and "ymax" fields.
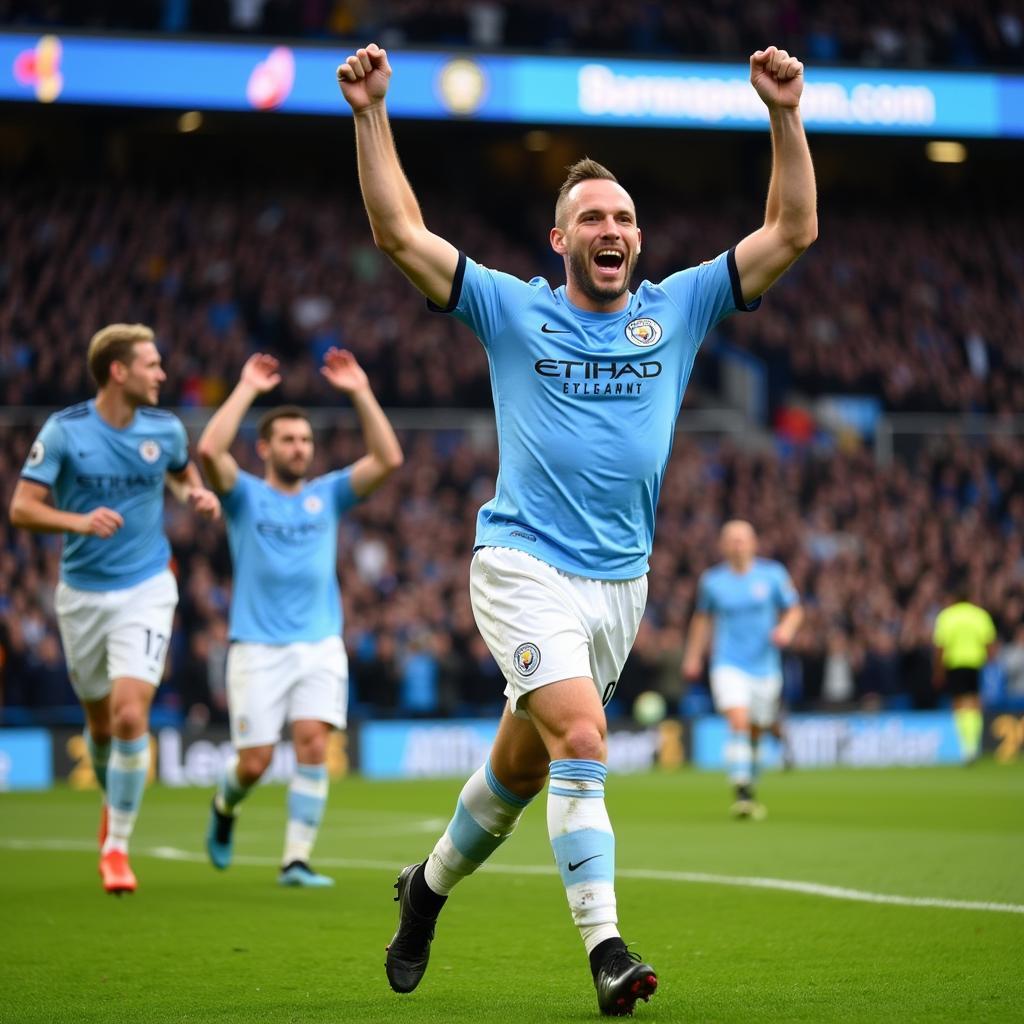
[
  {"xmin": 189, "ymin": 487, "xmax": 222, "ymax": 521},
  {"xmin": 321, "ymin": 347, "xmax": 369, "ymax": 394},
  {"xmin": 240, "ymin": 353, "xmax": 281, "ymax": 394},
  {"xmin": 750, "ymin": 46, "xmax": 804, "ymax": 110},
  {"xmin": 771, "ymin": 624, "xmax": 795, "ymax": 648},
  {"xmin": 682, "ymin": 657, "xmax": 703, "ymax": 681},
  {"xmin": 83, "ymin": 507, "xmax": 124, "ymax": 538},
  {"xmin": 336, "ymin": 44, "xmax": 392, "ymax": 112}
]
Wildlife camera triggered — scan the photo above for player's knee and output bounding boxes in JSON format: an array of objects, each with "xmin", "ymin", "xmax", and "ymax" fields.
[
  {"xmin": 111, "ymin": 703, "xmax": 148, "ymax": 739},
  {"xmin": 726, "ymin": 709, "xmax": 750, "ymax": 732},
  {"xmin": 238, "ymin": 748, "xmax": 272, "ymax": 783},
  {"xmin": 558, "ymin": 720, "xmax": 606, "ymax": 762},
  {"xmin": 295, "ymin": 738, "xmax": 327, "ymax": 764},
  {"xmin": 292, "ymin": 729, "xmax": 329, "ymax": 764}
]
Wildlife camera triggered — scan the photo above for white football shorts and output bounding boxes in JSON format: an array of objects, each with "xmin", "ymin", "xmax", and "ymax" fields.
[
  {"xmin": 470, "ymin": 546, "xmax": 647, "ymax": 718},
  {"xmin": 226, "ymin": 636, "xmax": 348, "ymax": 748},
  {"xmin": 710, "ymin": 665, "xmax": 783, "ymax": 727},
  {"xmin": 54, "ymin": 568, "xmax": 178, "ymax": 703}
]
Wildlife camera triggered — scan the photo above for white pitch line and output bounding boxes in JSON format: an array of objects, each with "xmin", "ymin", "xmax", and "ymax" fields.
[{"xmin": 2, "ymin": 838, "xmax": 1022, "ymax": 915}]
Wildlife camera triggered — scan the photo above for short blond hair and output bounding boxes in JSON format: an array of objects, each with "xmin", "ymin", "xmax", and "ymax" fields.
[{"xmin": 87, "ymin": 323, "xmax": 154, "ymax": 387}]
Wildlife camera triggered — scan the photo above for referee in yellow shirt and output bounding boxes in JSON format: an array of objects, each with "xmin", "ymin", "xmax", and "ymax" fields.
[{"xmin": 933, "ymin": 591, "xmax": 997, "ymax": 763}]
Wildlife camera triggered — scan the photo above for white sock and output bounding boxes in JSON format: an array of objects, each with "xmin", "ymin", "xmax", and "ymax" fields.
[
  {"xmin": 547, "ymin": 759, "xmax": 619, "ymax": 954},
  {"xmin": 282, "ymin": 763, "xmax": 328, "ymax": 866},
  {"xmin": 424, "ymin": 760, "xmax": 533, "ymax": 895},
  {"xmin": 103, "ymin": 735, "xmax": 150, "ymax": 855}
]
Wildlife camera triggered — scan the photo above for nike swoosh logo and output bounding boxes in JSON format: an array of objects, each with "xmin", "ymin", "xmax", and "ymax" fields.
[
  {"xmin": 541, "ymin": 322, "xmax": 571, "ymax": 334},
  {"xmin": 567, "ymin": 855, "xmax": 602, "ymax": 872}
]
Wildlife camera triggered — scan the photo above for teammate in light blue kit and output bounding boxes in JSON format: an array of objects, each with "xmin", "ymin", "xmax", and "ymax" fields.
[
  {"xmin": 338, "ymin": 41, "xmax": 816, "ymax": 1015},
  {"xmin": 685, "ymin": 520, "xmax": 803, "ymax": 818},
  {"xmin": 198, "ymin": 350, "xmax": 402, "ymax": 887},
  {"xmin": 9, "ymin": 323, "xmax": 220, "ymax": 894}
]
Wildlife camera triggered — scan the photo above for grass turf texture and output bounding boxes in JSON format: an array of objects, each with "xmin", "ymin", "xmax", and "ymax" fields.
[{"xmin": 1, "ymin": 765, "xmax": 1022, "ymax": 1023}]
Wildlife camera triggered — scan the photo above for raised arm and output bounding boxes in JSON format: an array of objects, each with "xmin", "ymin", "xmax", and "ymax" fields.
[
  {"xmin": 9, "ymin": 479, "xmax": 123, "ymax": 537},
  {"xmin": 321, "ymin": 347, "xmax": 403, "ymax": 498},
  {"xmin": 197, "ymin": 353, "xmax": 281, "ymax": 494},
  {"xmin": 733, "ymin": 46, "xmax": 818, "ymax": 304},
  {"xmin": 337, "ymin": 44, "xmax": 460, "ymax": 307}
]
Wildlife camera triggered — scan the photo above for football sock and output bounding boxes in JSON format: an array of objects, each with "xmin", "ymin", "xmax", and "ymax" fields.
[
  {"xmin": 548, "ymin": 759, "xmax": 620, "ymax": 954},
  {"xmin": 103, "ymin": 734, "xmax": 149, "ymax": 855},
  {"xmin": 750, "ymin": 735, "xmax": 762, "ymax": 784},
  {"xmin": 726, "ymin": 730, "xmax": 753, "ymax": 786},
  {"xmin": 282, "ymin": 763, "xmax": 328, "ymax": 866},
  {"xmin": 954, "ymin": 707, "xmax": 983, "ymax": 759},
  {"xmin": 215, "ymin": 756, "xmax": 253, "ymax": 815},
  {"xmin": 423, "ymin": 759, "xmax": 532, "ymax": 902},
  {"xmin": 85, "ymin": 730, "xmax": 110, "ymax": 792}
]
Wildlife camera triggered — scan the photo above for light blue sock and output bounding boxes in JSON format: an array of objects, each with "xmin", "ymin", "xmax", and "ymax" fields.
[
  {"xmin": 104, "ymin": 735, "xmax": 150, "ymax": 853},
  {"xmin": 85, "ymin": 731, "xmax": 110, "ymax": 792},
  {"xmin": 283, "ymin": 763, "xmax": 329, "ymax": 866},
  {"xmin": 548, "ymin": 759, "xmax": 620, "ymax": 954},
  {"xmin": 424, "ymin": 759, "xmax": 534, "ymax": 895},
  {"xmin": 216, "ymin": 756, "xmax": 253, "ymax": 814},
  {"xmin": 726, "ymin": 730, "xmax": 753, "ymax": 786}
]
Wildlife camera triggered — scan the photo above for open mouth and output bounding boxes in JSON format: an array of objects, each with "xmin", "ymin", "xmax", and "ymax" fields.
[{"xmin": 593, "ymin": 248, "xmax": 625, "ymax": 276}]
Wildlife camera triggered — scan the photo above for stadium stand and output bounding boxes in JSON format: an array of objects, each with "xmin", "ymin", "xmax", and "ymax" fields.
[
  {"xmin": 3, "ymin": 0, "xmax": 1023, "ymax": 68},
  {"xmin": 4, "ymin": 423, "xmax": 1023, "ymax": 720},
  {"xmin": 2, "ymin": 185, "xmax": 1021, "ymax": 415}
]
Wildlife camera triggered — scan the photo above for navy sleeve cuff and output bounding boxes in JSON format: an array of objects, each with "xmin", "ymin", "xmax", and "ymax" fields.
[
  {"xmin": 167, "ymin": 459, "xmax": 189, "ymax": 475},
  {"xmin": 426, "ymin": 251, "xmax": 467, "ymax": 314},
  {"xmin": 727, "ymin": 246, "xmax": 762, "ymax": 312},
  {"xmin": 19, "ymin": 473, "xmax": 51, "ymax": 488}
]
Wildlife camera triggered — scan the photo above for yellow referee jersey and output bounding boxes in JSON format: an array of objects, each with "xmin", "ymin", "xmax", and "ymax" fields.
[{"xmin": 933, "ymin": 602, "xmax": 996, "ymax": 669}]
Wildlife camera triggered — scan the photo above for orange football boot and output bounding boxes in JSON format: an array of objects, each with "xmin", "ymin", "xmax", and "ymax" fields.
[{"xmin": 99, "ymin": 849, "xmax": 137, "ymax": 894}]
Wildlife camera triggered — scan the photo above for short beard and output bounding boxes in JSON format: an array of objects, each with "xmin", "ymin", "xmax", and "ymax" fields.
[
  {"xmin": 125, "ymin": 384, "xmax": 158, "ymax": 408},
  {"xmin": 567, "ymin": 249, "xmax": 633, "ymax": 306},
  {"xmin": 271, "ymin": 459, "xmax": 307, "ymax": 485}
]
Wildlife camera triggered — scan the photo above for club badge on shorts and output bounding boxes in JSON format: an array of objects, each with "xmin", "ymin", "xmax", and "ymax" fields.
[
  {"xmin": 624, "ymin": 317, "xmax": 662, "ymax": 347},
  {"xmin": 513, "ymin": 642, "xmax": 541, "ymax": 677}
]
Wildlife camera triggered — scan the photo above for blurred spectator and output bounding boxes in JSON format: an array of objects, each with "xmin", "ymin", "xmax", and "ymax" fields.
[
  {"xmin": 4, "ymin": 0, "xmax": 1023, "ymax": 68},
  {"xmin": 1, "ymin": 184, "xmax": 1021, "ymax": 417},
  {"xmin": 1000, "ymin": 624, "xmax": 1024, "ymax": 697},
  {"xmin": 3, "ymin": 423, "xmax": 1024, "ymax": 720}
]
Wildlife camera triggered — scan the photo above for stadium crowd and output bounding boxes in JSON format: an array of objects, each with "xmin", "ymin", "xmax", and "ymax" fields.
[
  {"xmin": 3, "ymin": 0, "xmax": 1023, "ymax": 68},
  {"xmin": 3, "ymin": 421, "xmax": 1023, "ymax": 722},
  {"xmin": 2, "ymin": 185, "xmax": 1022, "ymax": 418}
]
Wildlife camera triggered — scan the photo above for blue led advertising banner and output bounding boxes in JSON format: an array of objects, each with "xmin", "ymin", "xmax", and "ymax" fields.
[{"xmin": 3, "ymin": 32, "xmax": 1024, "ymax": 138}]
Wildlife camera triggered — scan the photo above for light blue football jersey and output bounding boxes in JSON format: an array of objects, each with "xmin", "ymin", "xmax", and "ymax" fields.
[
  {"xmin": 696, "ymin": 558, "xmax": 799, "ymax": 677},
  {"xmin": 221, "ymin": 469, "xmax": 359, "ymax": 644},
  {"xmin": 20, "ymin": 400, "xmax": 189, "ymax": 591},
  {"xmin": 436, "ymin": 248, "xmax": 758, "ymax": 579}
]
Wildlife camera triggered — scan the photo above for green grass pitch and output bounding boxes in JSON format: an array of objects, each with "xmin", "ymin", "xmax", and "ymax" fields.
[{"xmin": 2, "ymin": 764, "xmax": 1022, "ymax": 1023}]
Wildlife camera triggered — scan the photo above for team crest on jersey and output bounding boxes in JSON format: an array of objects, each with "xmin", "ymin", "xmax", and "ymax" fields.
[
  {"xmin": 138, "ymin": 439, "xmax": 161, "ymax": 464},
  {"xmin": 625, "ymin": 317, "xmax": 662, "ymax": 348},
  {"xmin": 237, "ymin": 716, "xmax": 250, "ymax": 736},
  {"xmin": 752, "ymin": 581, "xmax": 769, "ymax": 600},
  {"xmin": 27, "ymin": 440, "xmax": 45, "ymax": 467},
  {"xmin": 513, "ymin": 642, "xmax": 541, "ymax": 677},
  {"xmin": 303, "ymin": 495, "xmax": 323, "ymax": 515}
]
